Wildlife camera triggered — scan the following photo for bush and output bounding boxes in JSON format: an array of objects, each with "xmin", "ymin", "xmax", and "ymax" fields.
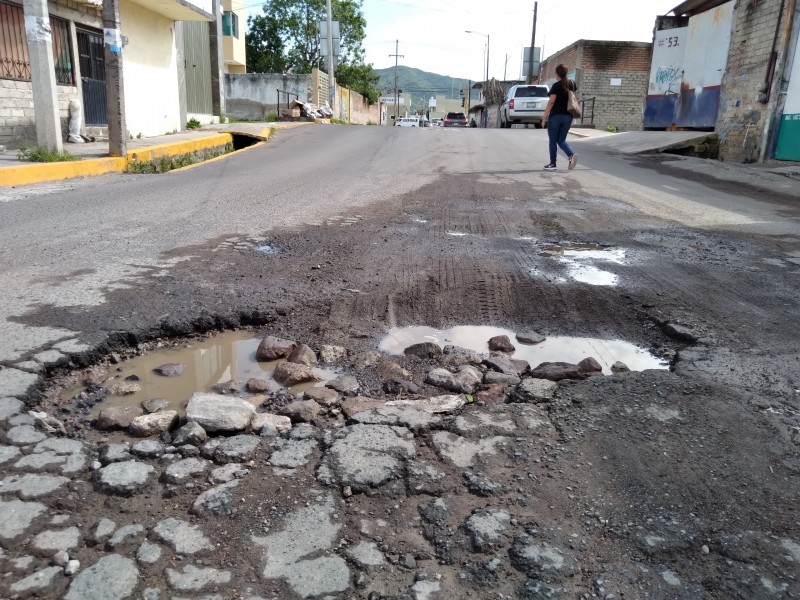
[
  {"xmin": 605, "ymin": 124, "xmax": 618, "ymax": 133},
  {"xmin": 18, "ymin": 146, "xmax": 81, "ymax": 162},
  {"xmin": 265, "ymin": 113, "xmax": 278, "ymax": 123},
  {"xmin": 186, "ymin": 118, "xmax": 202, "ymax": 129}
]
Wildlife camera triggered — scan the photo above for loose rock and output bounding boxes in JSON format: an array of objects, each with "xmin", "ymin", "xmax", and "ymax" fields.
[
  {"xmin": 256, "ymin": 335, "xmax": 296, "ymax": 361},
  {"xmin": 96, "ymin": 406, "xmax": 142, "ymax": 431},
  {"xmin": 153, "ymin": 363, "xmax": 184, "ymax": 377},
  {"xmin": 185, "ymin": 393, "xmax": 255, "ymax": 433},
  {"xmin": 287, "ymin": 343, "xmax": 317, "ymax": 366},
  {"xmin": 274, "ymin": 361, "xmax": 319, "ymax": 386},
  {"xmin": 488, "ymin": 335, "xmax": 515, "ymax": 353},
  {"xmin": 129, "ymin": 410, "xmax": 178, "ymax": 437}
]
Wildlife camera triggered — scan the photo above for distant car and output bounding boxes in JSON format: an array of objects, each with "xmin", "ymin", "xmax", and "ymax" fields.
[
  {"xmin": 443, "ymin": 112, "xmax": 468, "ymax": 127},
  {"xmin": 396, "ymin": 117, "xmax": 419, "ymax": 127},
  {"xmin": 500, "ymin": 84, "xmax": 550, "ymax": 128},
  {"xmin": 431, "ymin": 119, "xmax": 443, "ymax": 127}
]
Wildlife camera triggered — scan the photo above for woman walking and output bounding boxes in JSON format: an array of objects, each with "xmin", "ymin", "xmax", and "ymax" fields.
[{"xmin": 541, "ymin": 64, "xmax": 578, "ymax": 171}]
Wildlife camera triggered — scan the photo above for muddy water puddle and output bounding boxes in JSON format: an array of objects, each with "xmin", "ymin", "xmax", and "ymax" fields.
[
  {"xmin": 380, "ymin": 325, "xmax": 667, "ymax": 373},
  {"xmin": 71, "ymin": 331, "xmax": 337, "ymax": 417},
  {"xmin": 539, "ymin": 242, "xmax": 628, "ymax": 286}
]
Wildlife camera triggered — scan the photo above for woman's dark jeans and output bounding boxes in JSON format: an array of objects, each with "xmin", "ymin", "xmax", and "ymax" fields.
[{"xmin": 547, "ymin": 114, "xmax": 574, "ymax": 164}]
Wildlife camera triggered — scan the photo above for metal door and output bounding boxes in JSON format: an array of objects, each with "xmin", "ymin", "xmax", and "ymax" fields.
[
  {"xmin": 182, "ymin": 21, "xmax": 212, "ymax": 114},
  {"xmin": 776, "ymin": 26, "xmax": 800, "ymax": 160},
  {"xmin": 76, "ymin": 28, "xmax": 106, "ymax": 125}
]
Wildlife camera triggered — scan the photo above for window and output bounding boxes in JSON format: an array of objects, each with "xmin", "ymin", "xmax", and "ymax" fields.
[
  {"xmin": 222, "ymin": 11, "xmax": 239, "ymax": 39},
  {"xmin": 0, "ymin": 1, "xmax": 74, "ymax": 85}
]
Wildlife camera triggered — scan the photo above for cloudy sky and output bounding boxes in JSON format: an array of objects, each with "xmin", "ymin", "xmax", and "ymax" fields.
[{"xmin": 361, "ymin": 0, "xmax": 680, "ymax": 81}]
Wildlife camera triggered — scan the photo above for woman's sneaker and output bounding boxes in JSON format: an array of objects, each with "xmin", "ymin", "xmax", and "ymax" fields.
[
  {"xmin": 568, "ymin": 154, "xmax": 578, "ymax": 170},
  {"xmin": 544, "ymin": 163, "xmax": 557, "ymax": 171}
]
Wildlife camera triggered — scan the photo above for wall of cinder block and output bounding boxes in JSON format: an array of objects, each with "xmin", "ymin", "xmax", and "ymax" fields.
[
  {"xmin": 0, "ymin": 80, "xmax": 77, "ymax": 150},
  {"xmin": 717, "ymin": 0, "xmax": 786, "ymax": 162}
]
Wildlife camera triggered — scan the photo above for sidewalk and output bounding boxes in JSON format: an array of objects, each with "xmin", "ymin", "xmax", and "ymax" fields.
[{"xmin": 0, "ymin": 121, "xmax": 311, "ymax": 187}]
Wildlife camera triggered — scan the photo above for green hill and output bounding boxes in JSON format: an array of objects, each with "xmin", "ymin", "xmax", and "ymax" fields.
[{"xmin": 374, "ymin": 66, "xmax": 479, "ymax": 110}]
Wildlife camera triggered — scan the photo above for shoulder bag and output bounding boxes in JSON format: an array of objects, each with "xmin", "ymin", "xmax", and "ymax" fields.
[{"xmin": 567, "ymin": 81, "xmax": 582, "ymax": 118}]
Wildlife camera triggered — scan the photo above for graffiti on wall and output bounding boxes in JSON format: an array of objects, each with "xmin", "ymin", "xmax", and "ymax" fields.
[{"xmin": 654, "ymin": 66, "xmax": 682, "ymax": 95}]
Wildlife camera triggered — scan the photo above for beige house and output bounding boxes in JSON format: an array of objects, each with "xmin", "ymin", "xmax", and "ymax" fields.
[{"xmin": 222, "ymin": 0, "xmax": 245, "ymax": 74}]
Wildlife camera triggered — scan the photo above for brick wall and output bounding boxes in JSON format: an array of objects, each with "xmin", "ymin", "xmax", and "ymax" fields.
[
  {"xmin": 541, "ymin": 40, "xmax": 651, "ymax": 131},
  {"xmin": 717, "ymin": 0, "xmax": 786, "ymax": 162},
  {"xmin": 0, "ymin": 80, "xmax": 78, "ymax": 149}
]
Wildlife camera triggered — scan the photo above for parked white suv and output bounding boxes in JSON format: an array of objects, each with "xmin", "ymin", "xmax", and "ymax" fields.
[
  {"xmin": 396, "ymin": 117, "xmax": 419, "ymax": 127},
  {"xmin": 500, "ymin": 84, "xmax": 550, "ymax": 128}
]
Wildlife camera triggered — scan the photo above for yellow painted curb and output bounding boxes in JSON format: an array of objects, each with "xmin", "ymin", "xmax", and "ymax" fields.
[
  {"xmin": 126, "ymin": 133, "xmax": 232, "ymax": 164},
  {"xmin": 0, "ymin": 156, "xmax": 126, "ymax": 187},
  {"xmin": 168, "ymin": 140, "xmax": 265, "ymax": 174}
]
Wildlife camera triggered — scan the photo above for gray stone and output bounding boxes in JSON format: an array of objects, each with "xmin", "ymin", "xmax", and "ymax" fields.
[
  {"xmin": 200, "ymin": 438, "xmax": 223, "ymax": 459},
  {"xmin": 319, "ymin": 344, "xmax": 348, "ymax": 364},
  {"xmin": 430, "ymin": 432, "xmax": 508, "ymax": 468},
  {"xmin": 96, "ymin": 461, "xmax": 155, "ymax": 496},
  {"xmin": 137, "ymin": 541, "xmax": 162, "ymax": 564},
  {"xmin": 326, "ymin": 375, "xmax": 360, "ymax": 395},
  {"xmin": 255, "ymin": 335, "xmax": 296, "ymax": 361},
  {"xmin": 0, "ymin": 397, "xmax": 24, "ymax": 420},
  {"xmin": 151, "ymin": 517, "xmax": 214, "ymax": 555},
  {"xmin": 577, "ymin": 357, "xmax": 603, "ymax": 373},
  {"xmin": 488, "ymin": 335, "xmax": 515, "ymax": 353},
  {"xmin": 84, "ymin": 366, "xmax": 109, "ymax": 386},
  {"xmin": 9, "ymin": 413, "xmax": 35, "ymax": 426},
  {"xmin": 252, "ymin": 494, "xmax": 349, "ymax": 598},
  {"xmin": 304, "ymin": 387, "xmax": 339, "ymax": 406},
  {"xmin": 346, "ymin": 541, "xmax": 385, "ymax": 566},
  {"xmin": 14, "ymin": 450, "xmax": 67, "ymax": 471},
  {"xmin": 34, "ymin": 438, "xmax": 84, "ymax": 455},
  {"xmin": 129, "ymin": 410, "xmax": 178, "ymax": 437},
  {"xmin": 141, "ymin": 588, "xmax": 161, "ymax": 600},
  {"xmin": 0, "ymin": 367, "xmax": 39, "ymax": 398},
  {"xmin": 6, "ymin": 424, "xmax": 47, "ymax": 445},
  {"xmin": 106, "ymin": 524, "xmax": 145, "ymax": 550},
  {"xmin": 288, "ymin": 423, "xmax": 318, "ymax": 440},
  {"xmin": 441, "ymin": 344, "xmax": 485, "ymax": 367},
  {"xmin": 191, "ymin": 481, "xmax": 240, "ymax": 517},
  {"xmin": 274, "ymin": 362, "xmax": 318, "ymax": 387},
  {"xmin": 529, "ymin": 362, "xmax": 587, "ymax": 381},
  {"xmin": 464, "ymin": 509, "xmax": 511, "ymax": 551},
  {"xmin": 484, "ymin": 371, "xmax": 521, "ymax": 386},
  {"xmin": 246, "ymin": 378, "xmax": 270, "ymax": 393},
  {"xmin": 287, "ymin": 343, "xmax": 317, "ymax": 366},
  {"xmin": 406, "ymin": 461, "xmax": 449, "ymax": 495},
  {"xmin": 93, "ymin": 518, "xmax": 116, "ymax": 544},
  {"xmin": 140, "ymin": 398, "xmax": 168, "ymax": 414},
  {"xmin": 54, "ymin": 550, "xmax": 70, "ymax": 566},
  {"xmin": 99, "ymin": 443, "xmax": 132, "ymax": 465},
  {"xmin": 352, "ymin": 351, "xmax": 382, "ymax": 369},
  {"xmin": 0, "ymin": 473, "xmax": 69, "ymax": 498},
  {"xmin": 341, "ymin": 395, "xmax": 384, "ymax": 418},
  {"xmin": 269, "ymin": 439, "xmax": 317, "ymax": 469},
  {"xmin": 185, "ymin": 393, "xmax": 255, "ymax": 433},
  {"xmin": 516, "ymin": 330, "xmax": 546, "ymax": 345},
  {"xmin": 106, "ymin": 381, "xmax": 141, "ymax": 396},
  {"xmin": 385, "ymin": 395, "xmax": 465, "ymax": 414},
  {"xmin": 513, "ymin": 378, "xmax": 559, "ymax": 403},
  {"xmin": 426, "ymin": 368, "xmax": 468, "ymax": 393},
  {"xmin": 9, "ymin": 555, "xmax": 35, "ymax": 570},
  {"xmin": 320, "ymin": 424, "xmax": 415, "ymax": 491},
  {"xmin": 209, "ymin": 463, "xmax": 248, "ymax": 484},
  {"xmin": 0, "ymin": 444, "xmax": 22, "ymax": 465},
  {"xmin": 483, "ymin": 355, "xmax": 529, "ymax": 376},
  {"xmin": 172, "ymin": 421, "xmax": 207, "ymax": 446},
  {"xmin": 410, "ymin": 579, "xmax": 441, "ymax": 599},
  {"xmin": 350, "ymin": 405, "xmax": 441, "ymax": 432},
  {"xmin": 612, "ymin": 360, "xmax": 631, "ymax": 373},
  {"xmin": 509, "ymin": 537, "xmax": 579, "ymax": 576},
  {"xmin": 31, "ymin": 526, "xmax": 80, "ymax": 555},
  {"xmin": 64, "ymin": 554, "xmax": 139, "ymax": 600},
  {"xmin": 153, "ymin": 363, "xmax": 185, "ymax": 377},
  {"xmin": 251, "ymin": 413, "xmax": 291, "ymax": 434},
  {"xmin": 96, "ymin": 406, "xmax": 142, "ymax": 431},
  {"xmin": 131, "ymin": 440, "xmax": 165, "ymax": 459},
  {"xmin": 214, "ymin": 435, "xmax": 260, "ymax": 463},
  {"xmin": 403, "ymin": 342, "xmax": 442, "ymax": 359},
  {"xmin": 9, "ymin": 566, "xmax": 62, "ymax": 595},
  {"xmin": 32, "ymin": 349, "xmax": 64, "ymax": 364},
  {"xmin": 166, "ymin": 564, "xmax": 232, "ymax": 591},
  {"xmin": 14, "ymin": 360, "xmax": 44, "ymax": 372},
  {"xmin": 280, "ymin": 400, "xmax": 320, "ymax": 423},
  {"xmin": 163, "ymin": 458, "xmax": 211, "ymax": 484},
  {"xmin": 64, "ymin": 559, "xmax": 80, "ymax": 576}
]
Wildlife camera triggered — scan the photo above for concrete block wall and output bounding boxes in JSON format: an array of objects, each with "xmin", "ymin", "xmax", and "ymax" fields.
[
  {"xmin": 581, "ymin": 70, "xmax": 650, "ymax": 131},
  {"xmin": 347, "ymin": 89, "xmax": 379, "ymax": 125},
  {"xmin": 0, "ymin": 80, "xmax": 78, "ymax": 149},
  {"xmin": 224, "ymin": 73, "xmax": 313, "ymax": 121},
  {"xmin": 717, "ymin": 0, "xmax": 786, "ymax": 162}
]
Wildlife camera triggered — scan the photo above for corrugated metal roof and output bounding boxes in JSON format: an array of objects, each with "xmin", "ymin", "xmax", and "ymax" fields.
[{"xmin": 670, "ymin": 0, "xmax": 730, "ymax": 16}]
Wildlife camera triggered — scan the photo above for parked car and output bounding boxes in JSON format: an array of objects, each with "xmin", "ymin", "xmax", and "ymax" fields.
[
  {"xmin": 443, "ymin": 112, "xmax": 469, "ymax": 127},
  {"xmin": 396, "ymin": 117, "xmax": 419, "ymax": 127},
  {"xmin": 500, "ymin": 84, "xmax": 550, "ymax": 128},
  {"xmin": 431, "ymin": 119, "xmax": 443, "ymax": 127}
]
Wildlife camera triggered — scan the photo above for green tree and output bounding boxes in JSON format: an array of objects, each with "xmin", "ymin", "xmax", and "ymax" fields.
[
  {"xmin": 254, "ymin": 0, "xmax": 366, "ymax": 73},
  {"xmin": 246, "ymin": 14, "xmax": 287, "ymax": 73},
  {"xmin": 335, "ymin": 60, "xmax": 380, "ymax": 104}
]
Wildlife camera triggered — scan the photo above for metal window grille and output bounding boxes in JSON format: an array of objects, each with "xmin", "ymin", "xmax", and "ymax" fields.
[{"xmin": 0, "ymin": 1, "xmax": 75, "ymax": 85}]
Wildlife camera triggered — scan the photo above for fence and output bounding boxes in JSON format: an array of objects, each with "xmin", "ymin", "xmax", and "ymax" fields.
[
  {"xmin": 577, "ymin": 96, "xmax": 596, "ymax": 127},
  {"xmin": 277, "ymin": 89, "xmax": 298, "ymax": 111}
]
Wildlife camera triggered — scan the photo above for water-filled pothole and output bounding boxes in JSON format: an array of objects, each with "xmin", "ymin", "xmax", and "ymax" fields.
[
  {"xmin": 379, "ymin": 325, "xmax": 668, "ymax": 373},
  {"xmin": 539, "ymin": 242, "xmax": 628, "ymax": 286},
  {"xmin": 67, "ymin": 331, "xmax": 337, "ymax": 417}
]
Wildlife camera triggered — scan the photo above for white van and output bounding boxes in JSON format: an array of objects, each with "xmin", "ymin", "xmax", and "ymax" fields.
[{"xmin": 396, "ymin": 117, "xmax": 419, "ymax": 127}]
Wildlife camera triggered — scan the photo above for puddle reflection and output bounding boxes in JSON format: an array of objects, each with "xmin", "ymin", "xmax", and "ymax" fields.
[
  {"xmin": 75, "ymin": 331, "xmax": 336, "ymax": 416},
  {"xmin": 380, "ymin": 325, "xmax": 667, "ymax": 374},
  {"xmin": 540, "ymin": 243, "xmax": 627, "ymax": 287}
]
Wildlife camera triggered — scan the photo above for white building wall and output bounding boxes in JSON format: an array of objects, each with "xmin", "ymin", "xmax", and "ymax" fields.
[{"xmin": 120, "ymin": 0, "xmax": 181, "ymax": 136}]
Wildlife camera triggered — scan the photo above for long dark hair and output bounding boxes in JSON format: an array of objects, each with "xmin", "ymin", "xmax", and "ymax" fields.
[{"xmin": 556, "ymin": 64, "xmax": 569, "ymax": 92}]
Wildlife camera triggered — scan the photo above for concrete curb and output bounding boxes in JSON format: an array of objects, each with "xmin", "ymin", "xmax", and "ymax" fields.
[{"xmin": 0, "ymin": 126, "xmax": 280, "ymax": 188}]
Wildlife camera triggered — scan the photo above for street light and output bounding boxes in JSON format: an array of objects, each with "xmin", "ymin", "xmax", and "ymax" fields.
[{"xmin": 465, "ymin": 30, "xmax": 489, "ymax": 83}]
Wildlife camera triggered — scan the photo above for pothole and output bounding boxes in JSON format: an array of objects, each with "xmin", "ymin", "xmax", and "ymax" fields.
[
  {"xmin": 61, "ymin": 331, "xmax": 337, "ymax": 417},
  {"xmin": 379, "ymin": 325, "xmax": 668, "ymax": 373},
  {"xmin": 538, "ymin": 242, "xmax": 628, "ymax": 286}
]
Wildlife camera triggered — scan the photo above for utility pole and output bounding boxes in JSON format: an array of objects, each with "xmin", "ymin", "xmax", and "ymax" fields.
[
  {"xmin": 23, "ymin": 0, "xmax": 62, "ymax": 151},
  {"xmin": 526, "ymin": 1, "xmax": 538, "ymax": 84},
  {"xmin": 325, "ymin": 0, "xmax": 335, "ymax": 118},
  {"xmin": 390, "ymin": 40, "xmax": 403, "ymax": 123},
  {"xmin": 103, "ymin": 0, "xmax": 126, "ymax": 156},
  {"xmin": 503, "ymin": 53, "xmax": 508, "ymax": 81}
]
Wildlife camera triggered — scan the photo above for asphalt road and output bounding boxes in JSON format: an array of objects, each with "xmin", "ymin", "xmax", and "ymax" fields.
[{"xmin": 0, "ymin": 124, "xmax": 798, "ymax": 366}]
